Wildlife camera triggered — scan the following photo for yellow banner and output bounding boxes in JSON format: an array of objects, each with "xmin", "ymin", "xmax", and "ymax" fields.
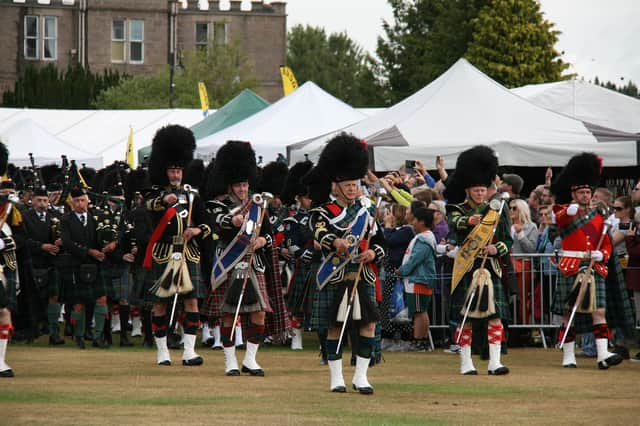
[
  {"xmin": 198, "ymin": 82, "xmax": 209, "ymax": 116},
  {"xmin": 279, "ymin": 66, "xmax": 298, "ymax": 96},
  {"xmin": 126, "ymin": 126, "xmax": 135, "ymax": 168}
]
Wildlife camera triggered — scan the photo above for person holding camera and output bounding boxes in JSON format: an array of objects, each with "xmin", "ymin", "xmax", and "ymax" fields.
[{"xmin": 623, "ymin": 208, "xmax": 640, "ymax": 362}]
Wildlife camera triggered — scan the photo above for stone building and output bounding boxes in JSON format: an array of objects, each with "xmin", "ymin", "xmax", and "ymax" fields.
[{"xmin": 0, "ymin": 0, "xmax": 286, "ymax": 103}]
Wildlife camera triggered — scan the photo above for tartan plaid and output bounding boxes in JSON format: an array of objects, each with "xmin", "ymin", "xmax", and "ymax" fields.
[
  {"xmin": 129, "ymin": 265, "xmax": 155, "ymax": 307},
  {"xmin": 110, "ymin": 266, "xmax": 132, "ymax": 301},
  {"xmin": 310, "ymin": 280, "xmax": 378, "ymax": 331},
  {"xmin": 0, "ymin": 269, "xmax": 18, "ymax": 311},
  {"xmin": 150, "ymin": 259, "xmax": 204, "ymax": 301},
  {"xmin": 555, "ymin": 208, "xmax": 597, "ymax": 239},
  {"xmin": 286, "ymin": 261, "xmax": 319, "ymax": 316},
  {"xmin": 61, "ymin": 265, "xmax": 106, "ymax": 304},
  {"xmin": 552, "ymin": 255, "xmax": 635, "ymax": 334},
  {"xmin": 261, "ymin": 243, "xmax": 291, "ymax": 339},
  {"xmin": 448, "ymin": 260, "xmax": 509, "ymax": 322},
  {"xmin": 404, "ymin": 292, "xmax": 431, "ymax": 316},
  {"xmin": 101, "ymin": 264, "xmax": 122, "ymax": 300}
]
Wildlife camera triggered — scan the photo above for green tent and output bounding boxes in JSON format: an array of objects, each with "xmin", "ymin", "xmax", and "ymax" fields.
[{"xmin": 137, "ymin": 89, "xmax": 270, "ymax": 162}]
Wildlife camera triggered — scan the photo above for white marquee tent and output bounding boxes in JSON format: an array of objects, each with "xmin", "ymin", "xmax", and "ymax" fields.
[
  {"xmin": 0, "ymin": 108, "xmax": 204, "ymax": 166},
  {"xmin": 195, "ymin": 81, "xmax": 368, "ymax": 162},
  {"xmin": 511, "ymin": 79, "xmax": 640, "ymax": 133},
  {"xmin": 288, "ymin": 59, "xmax": 638, "ymax": 170},
  {"xmin": 0, "ymin": 118, "xmax": 102, "ymax": 168}
]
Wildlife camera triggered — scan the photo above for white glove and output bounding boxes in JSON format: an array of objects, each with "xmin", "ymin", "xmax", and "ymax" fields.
[
  {"xmin": 591, "ymin": 250, "xmax": 603, "ymax": 262},
  {"xmin": 550, "ymin": 210, "xmax": 556, "ymax": 224},
  {"xmin": 436, "ymin": 244, "xmax": 448, "ymax": 255},
  {"xmin": 566, "ymin": 203, "xmax": 579, "ymax": 216},
  {"xmin": 446, "ymin": 246, "xmax": 459, "ymax": 258}
]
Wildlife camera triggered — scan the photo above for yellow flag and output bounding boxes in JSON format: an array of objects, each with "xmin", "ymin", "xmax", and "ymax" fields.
[
  {"xmin": 126, "ymin": 126, "xmax": 135, "ymax": 168},
  {"xmin": 279, "ymin": 66, "xmax": 298, "ymax": 96},
  {"xmin": 198, "ymin": 82, "xmax": 209, "ymax": 117}
]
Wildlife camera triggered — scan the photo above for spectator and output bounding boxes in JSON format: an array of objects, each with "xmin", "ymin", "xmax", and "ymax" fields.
[
  {"xmin": 509, "ymin": 199, "xmax": 538, "ymax": 326},
  {"xmin": 428, "ymin": 200, "xmax": 449, "ymax": 244},
  {"xmin": 540, "ymin": 185, "xmax": 554, "ymax": 206},
  {"xmin": 527, "ymin": 188, "xmax": 542, "ymax": 224},
  {"xmin": 630, "ymin": 179, "xmax": 640, "ymax": 216},
  {"xmin": 398, "ymin": 207, "xmax": 437, "ymax": 352},
  {"xmin": 623, "ymin": 215, "xmax": 640, "ymax": 362},
  {"xmin": 501, "ymin": 174, "xmax": 524, "ymax": 199},
  {"xmin": 535, "ymin": 205, "xmax": 557, "ymax": 323}
]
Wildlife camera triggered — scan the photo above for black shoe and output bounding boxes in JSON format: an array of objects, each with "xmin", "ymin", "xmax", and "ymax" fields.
[
  {"xmin": 74, "ymin": 336, "xmax": 86, "ymax": 350},
  {"xmin": 241, "ymin": 365, "xmax": 265, "ymax": 376},
  {"xmin": 488, "ymin": 366, "xmax": 510, "ymax": 375},
  {"xmin": 598, "ymin": 353, "xmax": 623, "ymax": 370},
  {"xmin": 352, "ymin": 384, "xmax": 374, "ymax": 395},
  {"xmin": 158, "ymin": 360, "xmax": 171, "ymax": 366},
  {"xmin": 225, "ymin": 369, "xmax": 240, "ymax": 376},
  {"xmin": 182, "ymin": 356, "xmax": 204, "ymax": 366},
  {"xmin": 92, "ymin": 335, "xmax": 110, "ymax": 349},
  {"xmin": 0, "ymin": 369, "xmax": 14, "ymax": 378},
  {"xmin": 49, "ymin": 335, "xmax": 65, "ymax": 345},
  {"xmin": 563, "ymin": 363, "xmax": 577, "ymax": 368},
  {"xmin": 331, "ymin": 386, "xmax": 346, "ymax": 393},
  {"xmin": 120, "ymin": 335, "xmax": 134, "ymax": 347},
  {"xmin": 462, "ymin": 369, "xmax": 478, "ymax": 375}
]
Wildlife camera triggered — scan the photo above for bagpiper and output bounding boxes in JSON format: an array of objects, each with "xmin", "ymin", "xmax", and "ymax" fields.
[
  {"xmin": 143, "ymin": 125, "xmax": 212, "ymax": 366},
  {"xmin": 202, "ymin": 140, "xmax": 289, "ymax": 377},
  {"xmin": 304, "ymin": 133, "xmax": 385, "ymax": 394},
  {"xmin": 550, "ymin": 152, "xmax": 633, "ymax": 369},
  {"xmin": 0, "ymin": 142, "xmax": 16, "ymax": 377},
  {"xmin": 445, "ymin": 146, "xmax": 511, "ymax": 376}
]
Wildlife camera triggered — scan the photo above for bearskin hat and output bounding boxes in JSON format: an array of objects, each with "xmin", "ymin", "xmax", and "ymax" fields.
[
  {"xmin": 257, "ymin": 161, "xmax": 289, "ymax": 196},
  {"xmin": 40, "ymin": 164, "xmax": 64, "ymax": 190},
  {"xmin": 207, "ymin": 141, "xmax": 257, "ymax": 198},
  {"xmin": 444, "ymin": 145, "xmax": 499, "ymax": 204},
  {"xmin": 0, "ymin": 142, "xmax": 7, "ymax": 176},
  {"xmin": 550, "ymin": 152, "xmax": 602, "ymax": 205},
  {"xmin": 302, "ymin": 133, "xmax": 368, "ymax": 206},
  {"xmin": 148, "ymin": 125, "xmax": 196, "ymax": 187},
  {"xmin": 125, "ymin": 167, "xmax": 150, "ymax": 207},
  {"xmin": 281, "ymin": 160, "xmax": 313, "ymax": 206},
  {"xmin": 183, "ymin": 159, "xmax": 205, "ymax": 189},
  {"xmin": 79, "ymin": 165, "xmax": 97, "ymax": 188},
  {"xmin": 102, "ymin": 169, "xmax": 126, "ymax": 197}
]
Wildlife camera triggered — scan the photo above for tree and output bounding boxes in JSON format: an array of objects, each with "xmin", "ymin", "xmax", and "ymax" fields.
[
  {"xmin": 94, "ymin": 40, "xmax": 259, "ymax": 109},
  {"xmin": 286, "ymin": 24, "xmax": 386, "ymax": 107},
  {"xmin": 465, "ymin": 0, "xmax": 569, "ymax": 88},
  {"xmin": 2, "ymin": 63, "xmax": 123, "ymax": 108},
  {"xmin": 592, "ymin": 76, "xmax": 639, "ymax": 98},
  {"xmin": 377, "ymin": 0, "xmax": 490, "ymax": 103}
]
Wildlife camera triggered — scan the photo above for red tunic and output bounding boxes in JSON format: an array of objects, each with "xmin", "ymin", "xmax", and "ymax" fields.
[{"xmin": 553, "ymin": 204, "xmax": 611, "ymax": 278}]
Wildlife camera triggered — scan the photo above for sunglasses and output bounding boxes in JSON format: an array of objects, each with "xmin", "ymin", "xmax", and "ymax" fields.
[
  {"xmin": 633, "ymin": 188, "xmax": 640, "ymax": 191},
  {"xmin": 510, "ymin": 206, "xmax": 518, "ymax": 211},
  {"xmin": 613, "ymin": 206, "xmax": 625, "ymax": 211}
]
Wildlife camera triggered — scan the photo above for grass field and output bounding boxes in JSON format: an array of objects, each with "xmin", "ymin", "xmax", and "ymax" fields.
[{"xmin": 2, "ymin": 335, "xmax": 639, "ymax": 425}]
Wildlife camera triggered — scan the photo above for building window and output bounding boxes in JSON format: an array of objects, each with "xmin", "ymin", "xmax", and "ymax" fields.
[
  {"xmin": 111, "ymin": 20, "xmax": 125, "ymax": 62},
  {"xmin": 43, "ymin": 16, "xmax": 57, "ymax": 60},
  {"xmin": 24, "ymin": 16, "xmax": 39, "ymax": 59},
  {"xmin": 129, "ymin": 20, "xmax": 144, "ymax": 63},
  {"xmin": 213, "ymin": 22, "xmax": 228, "ymax": 45},
  {"xmin": 24, "ymin": 15, "xmax": 58, "ymax": 60},
  {"xmin": 112, "ymin": 19, "xmax": 144, "ymax": 64},
  {"xmin": 195, "ymin": 22, "xmax": 210, "ymax": 50}
]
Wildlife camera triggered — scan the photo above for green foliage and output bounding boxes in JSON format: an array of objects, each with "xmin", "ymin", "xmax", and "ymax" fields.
[
  {"xmin": 593, "ymin": 76, "xmax": 639, "ymax": 98},
  {"xmin": 377, "ymin": 0, "xmax": 490, "ymax": 103},
  {"xmin": 287, "ymin": 24, "xmax": 387, "ymax": 107},
  {"xmin": 465, "ymin": 0, "xmax": 569, "ymax": 88},
  {"xmin": 2, "ymin": 63, "xmax": 123, "ymax": 108},
  {"xmin": 94, "ymin": 40, "xmax": 259, "ymax": 109}
]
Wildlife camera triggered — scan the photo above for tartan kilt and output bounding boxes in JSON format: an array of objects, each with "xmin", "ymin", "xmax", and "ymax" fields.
[
  {"xmin": 150, "ymin": 259, "xmax": 204, "ymax": 302},
  {"xmin": 61, "ymin": 265, "xmax": 106, "ymax": 304},
  {"xmin": 551, "ymin": 268, "xmax": 606, "ymax": 317},
  {"xmin": 101, "ymin": 264, "xmax": 122, "ymax": 301},
  {"xmin": 449, "ymin": 265, "xmax": 508, "ymax": 322},
  {"xmin": 46, "ymin": 268, "xmax": 61, "ymax": 299},
  {"xmin": 0, "ymin": 269, "xmax": 18, "ymax": 311},
  {"xmin": 110, "ymin": 266, "xmax": 132, "ymax": 301},
  {"xmin": 201, "ymin": 268, "xmax": 272, "ymax": 318},
  {"xmin": 286, "ymin": 262, "xmax": 318, "ymax": 317},
  {"xmin": 130, "ymin": 265, "xmax": 155, "ymax": 306},
  {"xmin": 310, "ymin": 280, "xmax": 378, "ymax": 331}
]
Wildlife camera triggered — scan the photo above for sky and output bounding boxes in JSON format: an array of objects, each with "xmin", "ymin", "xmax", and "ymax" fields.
[{"xmin": 284, "ymin": 0, "xmax": 640, "ymax": 86}]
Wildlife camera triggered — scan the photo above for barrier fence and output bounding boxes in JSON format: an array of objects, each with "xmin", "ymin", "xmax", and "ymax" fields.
[{"xmin": 415, "ymin": 253, "xmax": 637, "ymax": 350}]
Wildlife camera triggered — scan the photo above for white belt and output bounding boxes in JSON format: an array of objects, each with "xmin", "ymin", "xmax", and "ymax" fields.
[{"xmin": 558, "ymin": 250, "xmax": 590, "ymax": 259}]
